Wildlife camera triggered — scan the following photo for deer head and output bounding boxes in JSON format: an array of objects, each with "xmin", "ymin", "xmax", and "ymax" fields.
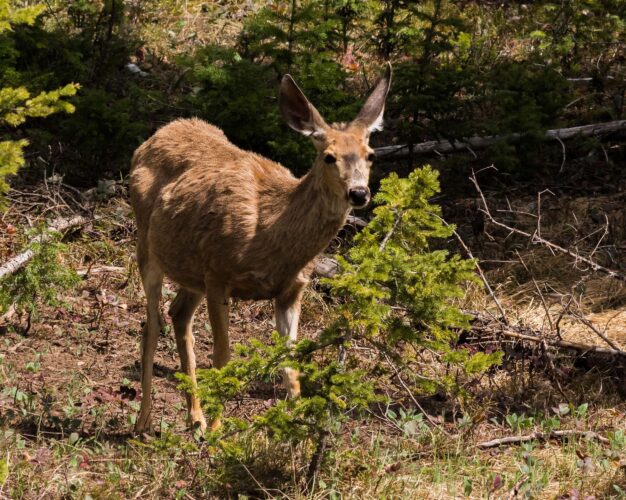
[{"xmin": 279, "ymin": 64, "xmax": 392, "ymax": 209}]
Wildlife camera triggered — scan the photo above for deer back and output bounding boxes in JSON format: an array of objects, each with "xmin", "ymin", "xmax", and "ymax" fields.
[{"xmin": 130, "ymin": 118, "xmax": 309, "ymax": 298}]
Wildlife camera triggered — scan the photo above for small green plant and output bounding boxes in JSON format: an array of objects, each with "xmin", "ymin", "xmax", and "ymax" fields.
[
  {"xmin": 385, "ymin": 408, "xmax": 429, "ymax": 438},
  {"xmin": 573, "ymin": 403, "xmax": 589, "ymax": 419},
  {"xmin": 608, "ymin": 430, "xmax": 626, "ymax": 451},
  {"xmin": 2, "ymin": 386, "xmax": 36, "ymax": 416},
  {"xmin": 0, "ymin": 0, "xmax": 78, "ymax": 203},
  {"xmin": 0, "ymin": 232, "xmax": 79, "ymax": 320},
  {"xmin": 505, "ymin": 413, "xmax": 535, "ymax": 433},
  {"xmin": 24, "ymin": 355, "xmax": 41, "ymax": 373},
  {"xmin": 541, "ymin": 415, "xmax": 561, "ymax": 433}
]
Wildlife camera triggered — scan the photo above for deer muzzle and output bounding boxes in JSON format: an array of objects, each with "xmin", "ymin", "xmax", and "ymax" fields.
[{"xmin": 347, "ymin": 186, "xmax": 371, "ymax": 208}]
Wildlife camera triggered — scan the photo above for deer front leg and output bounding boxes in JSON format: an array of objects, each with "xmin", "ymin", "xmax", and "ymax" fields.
[
  {"xmin": 135, "ymin": 258, "xmax": 164, "ymax": 435},
  {"xmin": 206, "ymin": 286, "xmax": 230, "ymax": 431},
  {"xmin": 169, "ymin": 288, "xmax": 206, "ymax": 432},
  {"xmin": 275, "ymin": 283, "xmax": 305, "ymax": 398}
]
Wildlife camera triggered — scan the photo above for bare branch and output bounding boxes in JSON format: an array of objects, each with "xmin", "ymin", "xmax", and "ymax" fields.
[
  {"xmin": 379, "ymin": 210, "xmax": 404, "ymax": 252},
  {"xmin": 0, "ymin": 216, "xmax": 89, "ymax": 281},
  {"xmin": 383, "ymin": 353, "xmax": 450, "ymax": 436},
  {"xmin": 477, "ymin": 429, "xmax": 610, "ymax": 449},
  {"xmin": 470, "ymin": 170, "xmax": 626, "ymax": 283},
  {"xmin": 437, "ymin": 215, "xmax": 509, "ymax": 324},
  {"xmin": 567, "ymin": 308, "xmax": 622, "ymax": 351}
]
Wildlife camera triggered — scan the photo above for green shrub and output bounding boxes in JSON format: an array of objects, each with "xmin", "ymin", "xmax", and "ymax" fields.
[{"xmin": 1, "ymin": 0, "xmax": 166, "ymax": 183}]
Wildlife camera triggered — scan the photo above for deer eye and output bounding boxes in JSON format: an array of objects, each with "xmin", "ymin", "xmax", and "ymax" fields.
[
  {"xmin": 324, "ymin": 153, "xmax": 336, "ymax": 164},
  {"xmin": 367, "ymin": 152, "xmax": 376, "ymax": 162}
]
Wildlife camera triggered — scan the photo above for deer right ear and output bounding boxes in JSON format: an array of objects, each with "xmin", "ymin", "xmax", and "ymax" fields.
[
  {"xmin": 351, "ymin": 63, "xmax": 392, "ymax": 136},
  {"xmin": 279, "ymin": 75, "xmax": 328, "ymax": 138}
]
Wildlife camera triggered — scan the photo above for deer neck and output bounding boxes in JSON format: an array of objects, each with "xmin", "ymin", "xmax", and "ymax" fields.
[{"xmin": 280, "ymin": 163, "xmax": 350, "ymax": 265}]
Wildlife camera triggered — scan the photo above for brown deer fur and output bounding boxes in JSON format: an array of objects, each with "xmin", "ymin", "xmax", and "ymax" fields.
[{"xmin": 129, "ymin": 64, "xmax": 392, "ymax": 434}]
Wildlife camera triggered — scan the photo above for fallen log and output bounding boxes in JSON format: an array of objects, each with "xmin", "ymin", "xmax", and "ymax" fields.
[
  {"xmin": 0, "ymin": 215, "xmax": 88, "ymax": 281},
  {"xmin": 374, "ymin": 119, "xmax": 626, "ymax": 159}
]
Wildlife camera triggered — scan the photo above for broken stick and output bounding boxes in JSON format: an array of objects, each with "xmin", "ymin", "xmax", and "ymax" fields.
[
  {"xmin": 0, "ymin": 215, "xmax": 88, "ymax": 281},
  {"xmin": 478, "ymin": 429, "xmax": 609, "ymax": 449}
]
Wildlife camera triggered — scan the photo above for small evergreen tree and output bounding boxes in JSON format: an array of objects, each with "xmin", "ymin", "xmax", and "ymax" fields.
[
  {"xmin": 0, "ymin": 1, "xmax": 79, "ymax": 322},
  {"xmin": 185, "ymin": 166, "xmax": 501, "ymax": 486},
  {"xmin": 0, "ymin": 0, "xmax": 77, "ymax": 203}
]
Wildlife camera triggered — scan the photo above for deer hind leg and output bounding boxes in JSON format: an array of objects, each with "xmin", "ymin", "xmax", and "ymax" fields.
[
  {"xmin": 169, "ymin": 288, "xmax": 206, "ymax": 432},
  {"xmin": 135, "ymin": 252, "xmax": 164, "ymax": 434},
  {"xmin": 275, "ymin": 283, "xmax": 305, "ymax": 398},
  {"xmin": 206, "ymin": 286, "xmax": 230, "ymax": 431}
]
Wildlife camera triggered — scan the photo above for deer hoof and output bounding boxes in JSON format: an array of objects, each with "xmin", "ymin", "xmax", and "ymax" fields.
[{"xmin": 189, "ymin": 412, "xmax": 207, "ymax": 433}]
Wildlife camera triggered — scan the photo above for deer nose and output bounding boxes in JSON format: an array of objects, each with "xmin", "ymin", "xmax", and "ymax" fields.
[{"xmin": 348, "ymin": 187, "xmax": 371, "ymax": 207}]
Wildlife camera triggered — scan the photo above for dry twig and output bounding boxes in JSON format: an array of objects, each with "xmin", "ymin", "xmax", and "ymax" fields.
[{"xmin": 478, "ymin": 429, "xmax": 609, "ymax": 449}]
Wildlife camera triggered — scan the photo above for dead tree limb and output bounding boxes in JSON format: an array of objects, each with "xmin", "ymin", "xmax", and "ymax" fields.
[
  {"xmin": 314, "ymin": 255, "xmax": 340, "ymax": 278},
  {"xmin": 313, "ymin": 217, "xmax": 367, "ymax": 279},
  {"xmin": 0, "ymin": 215, "xmax": 88, "ymax": 280},
  {"xmin": 375, "ymin": 120, "xmax": 626, "ymax": 159},
  {"xmin": 470, "ymin": 170, "xmax": 626, "ymax": 283},
  {"xmin": 345, "ymin": 214, "xmax": 367, "ymax": 228},
  {"xmin": 478, "ymin": 429, "xmax": 609, "ymax": 449}
]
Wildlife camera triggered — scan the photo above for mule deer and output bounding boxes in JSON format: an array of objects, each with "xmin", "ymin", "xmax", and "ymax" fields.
[{"xmin": 129, "ymin": 64, "xmax": 392, "ymax": 434}]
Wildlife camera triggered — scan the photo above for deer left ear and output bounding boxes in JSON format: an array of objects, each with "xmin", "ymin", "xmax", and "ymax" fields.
[{"xmin": 351, "ymin": 63, "xmax": 392, "ymax": 136}]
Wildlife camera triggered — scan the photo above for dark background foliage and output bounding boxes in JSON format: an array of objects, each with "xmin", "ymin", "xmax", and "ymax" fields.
[{"xmin": 1, "ymin": 0, "xmax": 624, "ymax": 187}]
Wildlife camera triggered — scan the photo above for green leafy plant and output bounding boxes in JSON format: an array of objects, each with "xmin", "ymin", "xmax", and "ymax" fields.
[{"xmin": 504, "ymin": 413, "xmax": 535, "ymax": 434}]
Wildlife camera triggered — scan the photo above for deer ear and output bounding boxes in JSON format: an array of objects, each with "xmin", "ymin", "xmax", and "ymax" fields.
[
  {"xmin": 279, "ymin": 75, "xmax": 328, "ymax": 138},
  {"xmin": 352, "ymin": 63, "xmax": 392, "ymax": 135}
]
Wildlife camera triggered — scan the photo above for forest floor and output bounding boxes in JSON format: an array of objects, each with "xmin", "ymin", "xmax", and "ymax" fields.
[{"xmin": 0, "ymin": 182, "xmax": 625, "ymax": 499}]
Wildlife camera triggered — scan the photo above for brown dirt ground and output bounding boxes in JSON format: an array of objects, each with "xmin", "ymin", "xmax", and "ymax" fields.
[
  {"xmin": 1, "ymin": 272, "xmax": 329, "ymax": 437},
  {"xmin": 0, "ymin": 193, "xmax": 328, "ymax": 437}
]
